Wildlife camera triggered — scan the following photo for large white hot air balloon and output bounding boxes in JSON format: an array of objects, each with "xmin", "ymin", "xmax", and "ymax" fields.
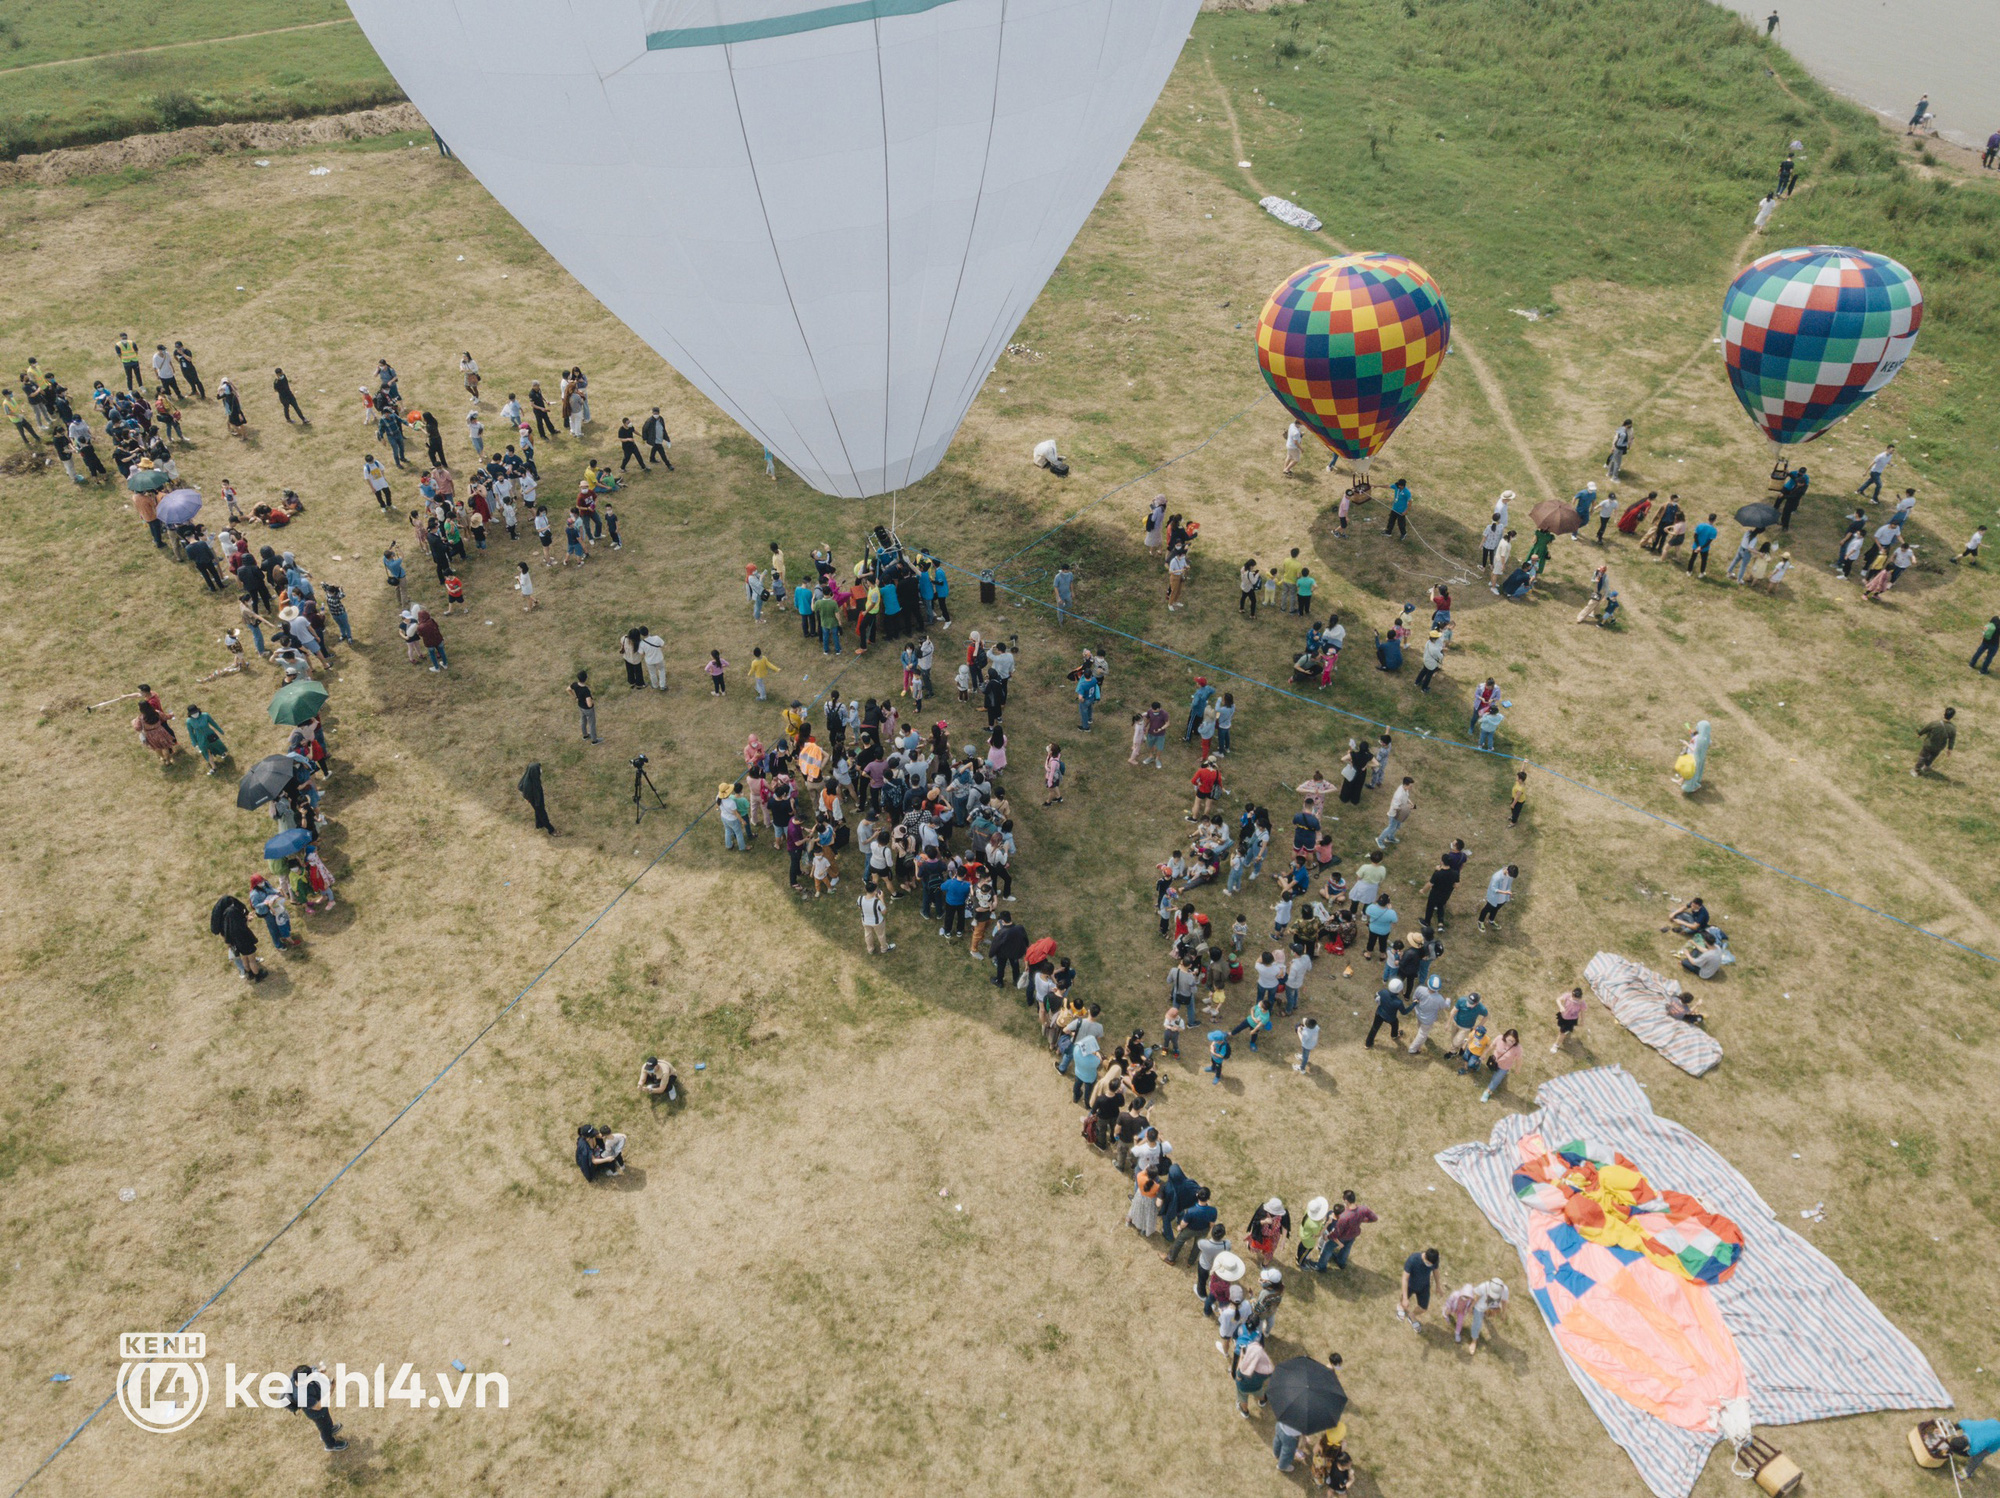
[{"xmin": 347, "ymin": 0, "xmax": 1203, "ymax": 498}]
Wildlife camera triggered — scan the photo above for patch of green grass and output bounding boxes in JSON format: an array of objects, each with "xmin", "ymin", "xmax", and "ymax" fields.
[{"xmin": 0, "ymin": 20, "xmax": 397, "ymax": 158}]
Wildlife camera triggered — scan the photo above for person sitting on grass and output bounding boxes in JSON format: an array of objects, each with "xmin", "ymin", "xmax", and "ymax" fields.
[
  {"xmin": 639, "ymin": 1057, "xmax": 679, "ymax": 1102},
  {"xmin": 575, "ymin": 1124, "xmax": 626, "ymax": 1181},
  {"xmin": 1665, "ymin": 988, "xmax": 1706, "ymax": 1027},
  {"xmin": 1662, "ymin": 896, "xmax": 1709, "ymax": 935},
  {"xmin": 1677, "ymin": 934, "xmax": 1727, "ymax": 981}
]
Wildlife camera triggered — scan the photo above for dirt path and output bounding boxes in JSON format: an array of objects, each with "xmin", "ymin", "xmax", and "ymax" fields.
[
  {"xmin": 1202, "ymin": 53, "xmax": 1557, "ymax": 504},
  {"xmin": 0, "ymin": 18, "xmax": 359, "ymax": 75},
  {"xmin": 1202, "ymin": 51, "xmax": 1998, "ymax": 950}
]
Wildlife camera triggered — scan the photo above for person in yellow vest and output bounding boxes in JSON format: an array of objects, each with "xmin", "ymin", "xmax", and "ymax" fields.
[
  {"xmin": 4, "ymin": 389, "xmax": 39, "ymax": 447},
  {"xmin": 115, "ymin": 335, "xmax": 142, "ymax": 391}
]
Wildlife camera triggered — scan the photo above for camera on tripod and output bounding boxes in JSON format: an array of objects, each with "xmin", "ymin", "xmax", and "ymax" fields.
[{"xmin": 629, "ymin": 754, "xmax": 665, "ymax": 823}]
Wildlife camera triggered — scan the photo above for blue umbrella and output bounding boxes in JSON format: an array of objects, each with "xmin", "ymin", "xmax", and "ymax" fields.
[
  {"xmin": 263, "ymin": 828, "xmax": 314, "ymax": 859},
  {"xmin": 156, "ymin": 488, "xmax": 203, "ymax": 525}
]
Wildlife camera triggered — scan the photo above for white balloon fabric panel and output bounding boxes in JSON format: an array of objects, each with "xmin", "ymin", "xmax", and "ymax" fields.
[{"xmin": 346, "ymin": 0, "xmax": 1201, "ymax": 497}]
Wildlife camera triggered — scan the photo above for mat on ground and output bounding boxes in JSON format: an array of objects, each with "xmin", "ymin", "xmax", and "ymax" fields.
[
  {"xmin": 1437, "ymin": 1067, "xmax": 1947, "ymax": 1498},
  {"xmin": 1583, "ymin": 952, "xmax": 1724, "ymax": 1077}
]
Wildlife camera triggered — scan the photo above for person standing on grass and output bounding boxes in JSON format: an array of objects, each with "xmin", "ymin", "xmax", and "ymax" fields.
[
  {"xmin": 1477, "ymin": 865, "xmax": 1517, "ymax": 931},
  {"xmin": 1377, "ymin": 776, "xmax": 1415, "ymax": 849},
  {"xmin": 1053, "ymin": 561, "xmax": 1076, "ymax": 624},
  {"xmin": 1293, "ymin": 1014, "xmax": 1320, "ymax": 1072},
  {"xmin": 1858, "ymin": 444, "xmax": 1895, "ymax": 501},
  {"xmin": 641, "ymin": 408, "xmax": 674, "ymax": 468},
  {"xmin": 1508, "ymin": 771, "xmax": 1529, "ymax": 825},
  {"xmin": 1314, "ymin": 1191, "xmax": 1375, "ymax": 1271},
  {"xmin": 852, "ymin": 884, "xmax": 892, "ymax": 952},
  {"xmin": 1915, "ymin": 707, "xmax": 1956, "ymax": 775},
  {"xmin": 1283, "ymin": 419, "xmax": 1304, "ymax": 473},
  {"xmin": 1165, "ymin": 545, "xmax": 1189, "ymax": 609},
  {"xmin": 1398, "ymin": 1248, "xmax": 1440, "ymax": 1332},
  {"xmin": 1607, "ymin": 419, "xmax": 1633, "ymax": 480},
  {"xmin": 1365, "ymin": 978, "xmax": 1410, "ymax": 1049},
  {"xmin": 640, "ymin": 629, "xmax": 666, "ymax": 690},
  {"xmin": 1753, "ymin": 193, "xmax": 1777, "ymax": 231},
  {"xmin": 1480, "ymin": 1028, "xmax": 1523, "ymax": 1101},
  {"xmin": 570, "ymin": 671, "xmax": 599, "ymax": 742},
  {"xmin": 1414, "ymin": 630, "xmax": 1445, "ymax": 691},
  {"xmin": 1043, "ymin": 743, "xmax": 1065, "ymax": 806},
  {"xmin": 704, "ymin": 650, "xmax": 729, "ymax": 695},
  {"xmin": 1420, "ymin": 840, "xmax": 1466, "ymax": 928},
  {"xmin": 1384, "ymin": 478, "xmax": 1412, "ymax": 538},
  {"xmin": 211, "ymin": 892, "xmax": 267, "ymax": 982},
  {"xmin": 272, "ymin": 368, "xmax": 307, "ymax": 424},
  {"xmin": 1552, "ymin": 986, "xmax": 1586, "ymax": 1054},
  {"xmin": 1972, "ymin": 617, "xmax": 2000, "ymax": 675}
]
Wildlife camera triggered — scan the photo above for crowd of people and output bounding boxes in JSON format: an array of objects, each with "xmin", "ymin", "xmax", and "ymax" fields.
[
  {"xmin": 50, "ymin": 291, "xmax": 1980, "ymax": 1484},
  {"xmin": 24, "ymin": 332, "xmax": 670, "ymax": 984}
]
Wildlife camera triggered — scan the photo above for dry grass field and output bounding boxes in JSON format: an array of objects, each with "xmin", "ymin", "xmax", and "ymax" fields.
[{"xmin": 1, "ymin": 6, "xmax": 1996, "ymax": 1496}]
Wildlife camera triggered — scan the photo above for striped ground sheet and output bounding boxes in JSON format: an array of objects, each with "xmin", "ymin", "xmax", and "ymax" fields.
[
  {"xmin": 1436, "ymin": 1066, "xmax": 1949, "ymax": 1498},
  {"xmin": 1583, "ymin": 952, "xmax": 1725, "ymax": 1077}
]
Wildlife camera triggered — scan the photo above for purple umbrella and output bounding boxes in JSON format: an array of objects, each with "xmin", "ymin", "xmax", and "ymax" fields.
[{"xmin": 156, "ymin": 488, "xmax": 203, "ymax": 525}]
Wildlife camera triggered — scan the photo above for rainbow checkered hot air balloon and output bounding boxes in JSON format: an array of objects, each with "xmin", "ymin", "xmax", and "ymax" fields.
[
  {"xmin": 1721, "ymin": 246, "xmax": 1922, "ymax": 445},
  {"xmin": 1256, "ymin": 253, "xmax": 1451, "ymax": 463}
]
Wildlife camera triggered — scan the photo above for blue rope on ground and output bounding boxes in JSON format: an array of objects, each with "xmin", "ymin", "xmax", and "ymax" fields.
[
  {"xmin": 10, "ymin": 654, "xmax": 866, "ymax": 1496},
  {"xmin": 925, "ymin": 557, "xmax": 1999, "ymax": 969}
]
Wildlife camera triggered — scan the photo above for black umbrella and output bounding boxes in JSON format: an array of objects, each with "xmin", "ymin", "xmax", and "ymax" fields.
[
  {"xmin": 1735, "ymin": 502, "xmax": 1781, "ymax": 529},
  {"xmin": 1267, "ymin": 1357, "xmax": 1347, "ymax": 1434},
  {"xmin": 237, "ymin": 754, "xmax": 300, "ymax": 810}
]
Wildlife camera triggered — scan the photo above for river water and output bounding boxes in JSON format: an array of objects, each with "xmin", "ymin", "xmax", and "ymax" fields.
[{"xmin": 1720, "ymin": 0, "xmax": 1996, "ymax": 150}]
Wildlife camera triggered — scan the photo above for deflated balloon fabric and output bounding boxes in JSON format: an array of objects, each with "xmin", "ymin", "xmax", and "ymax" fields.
[{"xmin": 1511, "ymin": 1133, "xmax": 1748, "ymax": 1432}]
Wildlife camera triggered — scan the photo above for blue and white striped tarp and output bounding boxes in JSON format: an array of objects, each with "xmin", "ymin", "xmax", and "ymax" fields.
[
  {"xmin": 1436, "ymin": 1066, "xmax": 1949, "ymax": 1498},
  {"xmin": 1583, "ymin": 952, "xmax": 1724, "ymax": 1077}
]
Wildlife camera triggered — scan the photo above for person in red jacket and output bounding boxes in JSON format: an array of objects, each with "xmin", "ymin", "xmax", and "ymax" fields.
[
  {"xmin": 1189, "ymin": 758, "xmax": 1222, "ymax": 821},
  {"xmin": 415, "ymin": 606, "xmax": 447, "ymax": 671}
]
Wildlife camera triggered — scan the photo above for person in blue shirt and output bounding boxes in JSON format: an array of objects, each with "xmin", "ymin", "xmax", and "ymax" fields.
[
  {"xmin": 1215, "ymin": 694, "xmax": 1236, "ymax": 755},
  {"xmin": 1384, "ymin": 479, "xmax": 1413, "ymax": 538},
  {"xmin": 917, "ymin": 565, "xmax": 936, "ymax": 622},
  {"xmin": 794, "ymin": 580, "xmax": 815, "ymax": 639},
  {"xmin": 928, "ymin": 562, "xmax": 951, "ymax": 623},
  {"xmin": 1054, "ymin": 562, "xmax": 1076, "ymax": 623},
  {"xmin": 381, "ymin": 546, "xmax": 408, "ymax": 608},
  {"xmin": 1951, "ymin": 1420, "xmax": 2000, "ymax": 1474},
  {"xmin": 940, "ymin": 872, "xmax": 971, "ymax": 938},
  {"xmin": 1075, "ymin": 670, "xmax": 1101, "ymax": 729},
  {"xmin": 1374, "ymin": 631, "xmax": 1403, "ymax": 671},
  {"xmin": 1184, "ymin": 678, "xmax": 1216, "ymax": 742},
  {"xmin": 1687, "ymin": 514, "xmax": 1719, "ymax": 575},
  {"xmin": 1363, "ymin": 898, "xmax": 1399, "ymax": 954}
]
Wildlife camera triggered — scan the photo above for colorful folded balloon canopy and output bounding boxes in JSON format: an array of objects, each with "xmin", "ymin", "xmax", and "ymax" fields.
[
  {"xmin": 1511, "ymin": 1134, "xmax": 1748, "ymax": 1432},
  {"xmin": 1721, "ymin": 245, "xmax": 1922, "ymax": 445},
  {"xmin": 1256, "ymin": 253, "xmax": 1451, "ymax": 463}
]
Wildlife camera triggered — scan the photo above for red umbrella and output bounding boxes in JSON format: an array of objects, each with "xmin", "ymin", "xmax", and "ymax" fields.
[{"xmin": 1025, "ymin": 937, "xmax": 1058, "ymax": 966}]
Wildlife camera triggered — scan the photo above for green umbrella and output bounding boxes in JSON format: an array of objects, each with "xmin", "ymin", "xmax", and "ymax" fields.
[
  {"xmin": 126, "ymin": 467, "xmax": 169, "ymax": 493},
  {"xmin": 268, "ymin": 679, "xmax": 329, "ymax": 726}
]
